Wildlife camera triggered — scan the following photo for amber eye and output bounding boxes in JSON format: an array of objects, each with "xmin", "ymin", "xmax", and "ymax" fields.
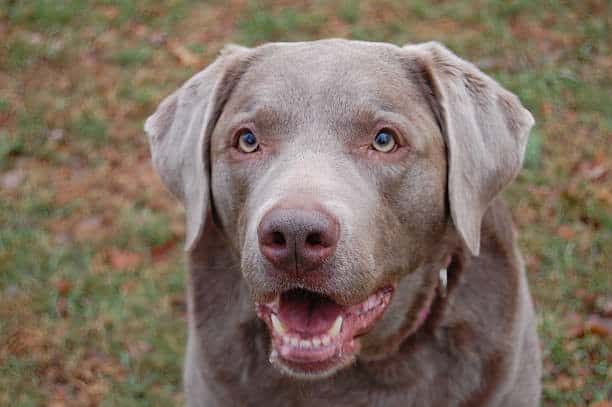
[
  {"xmin": 237, "ymin": 130, "xmax": 259, "ymax": 153},
  {"xmin": 372, "ymin": 130, "xmax": 397, "ymax": 153}
]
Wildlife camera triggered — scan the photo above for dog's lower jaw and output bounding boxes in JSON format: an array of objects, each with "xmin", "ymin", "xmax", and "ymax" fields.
[{"xmin": 270, "ymin": 349, "xmax": 357, "ymax": 380}]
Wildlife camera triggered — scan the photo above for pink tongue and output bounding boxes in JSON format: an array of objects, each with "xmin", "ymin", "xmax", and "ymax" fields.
[{"xmin": 278, "ymin": 290, "xmax": 343, "ymax": 335}]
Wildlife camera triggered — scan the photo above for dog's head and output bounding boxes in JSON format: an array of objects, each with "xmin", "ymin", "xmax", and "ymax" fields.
[{"xmin": 145, "ymin": 40, "xmax": 533, "ymax": 379}]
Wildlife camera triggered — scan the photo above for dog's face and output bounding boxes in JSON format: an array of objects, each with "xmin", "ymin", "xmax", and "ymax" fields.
[
  {"xmin": 210, "ymin": 42, "xmax": 447, "ymax": 376},
  {"xmin": 145, "ymin": 40, "xmax": 533, "ymax": 379}
]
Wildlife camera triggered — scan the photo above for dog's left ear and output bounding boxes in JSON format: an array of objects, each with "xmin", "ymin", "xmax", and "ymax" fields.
[
  {"xmin": 145, "ymin": 44, "xmax": 252, "ymax": 251},
  {"xmin": 403, "ymin": 42, "xmax": 534, "ymax": 256}
]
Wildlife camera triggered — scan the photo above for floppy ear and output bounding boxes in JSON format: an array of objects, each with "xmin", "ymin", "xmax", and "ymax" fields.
[
  {"xmin": 144, "ymin": 45, "xmax": 252, "ymax": 251},
  {"xmin": 403, "ymin": 42, "xmax": 534, "ymax": 255}
]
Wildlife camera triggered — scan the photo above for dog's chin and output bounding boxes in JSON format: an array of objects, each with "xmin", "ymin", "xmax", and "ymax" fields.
[{"xmin": 255, "ymin": 286, "xmax": 394, "ymax": 379}]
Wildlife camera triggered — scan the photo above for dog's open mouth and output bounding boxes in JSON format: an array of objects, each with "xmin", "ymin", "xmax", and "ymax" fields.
[{"xmin": 256, "ymin": 286, "xmax": 393, "ymax": 377}]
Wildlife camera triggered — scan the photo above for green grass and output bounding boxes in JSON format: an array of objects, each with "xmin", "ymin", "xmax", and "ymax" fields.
[
  {"xmin": 1, "ymin": 0, "xmax": 610, "ymax": 405},
  {"xmin": 111, "ymin": 46, "xmax": 154, "ymax": 66},
  {"xmin": 238, "ymin": 4, "xmax": 328, "ymax": 45}
]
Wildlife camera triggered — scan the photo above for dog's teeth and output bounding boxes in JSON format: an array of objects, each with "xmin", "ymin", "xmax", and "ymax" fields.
[
  {"xmin": 290, "ymin": 337, "xmax": 298, "ymax": 346},
  {"xmin": 300, "ymin": 339, "xmax": 311, "ymax": 348},
  {"xmin": 321, "ymin": 335, "xmax": 331, "ymax": 345},
  {"xmin": 328, "ymin": 316, "xmax": 343, "ymax": 338},
  {"xmin": 312, "ymin": 337, "xmax": 321, "ymax": 347},
  {"xmin": 271, "ymin": 314, "xmax": 286, "ymax": 335}
]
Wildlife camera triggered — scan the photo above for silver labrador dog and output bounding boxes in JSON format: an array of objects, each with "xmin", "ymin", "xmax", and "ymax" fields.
[{"xmin": 145, "ymin": 39, "xmax": 541, "ymax": 406}]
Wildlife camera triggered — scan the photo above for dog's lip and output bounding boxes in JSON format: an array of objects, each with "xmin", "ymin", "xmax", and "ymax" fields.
[{"xmin": 255, "ymin": 286, "xmax": 394, "ymax": 376}]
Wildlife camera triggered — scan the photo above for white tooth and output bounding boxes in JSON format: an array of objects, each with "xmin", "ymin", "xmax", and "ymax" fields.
[
  {"xmin": 271, "ymin": 314, "xmax": 286, "ymax": 335},
  {"xmin": 328, "ymin": 316, "xmax": 343, "ymax": 338},
  {"xmin": 290, "ymin": 337, "xmax": 299, "ymax": 346},
  {"xmin": 300, "ymin": 339, "xmax": 311, "ymax": 348},
  {"xmin": 321, "ymin": 335, "xmax": 331, "ymax": 345},
  {"xmin": 312, "ymin": 337, "xmax": 321, "ymax": 347}
]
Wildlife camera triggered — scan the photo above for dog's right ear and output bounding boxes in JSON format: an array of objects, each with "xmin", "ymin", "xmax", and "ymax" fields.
[{"xmin": 145, "ymin": 44, "xmax": 252, "ymax": 251}]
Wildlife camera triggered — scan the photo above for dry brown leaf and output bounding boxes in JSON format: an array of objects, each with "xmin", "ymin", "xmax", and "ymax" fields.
[
  {"xmin": 109, "ymin": 248, "xmax": 142, "ymax": 270},
  {"xmin": 151, "ymin": 237, "xmax": 179, "ymax": 261},
  {"xmin": 602, "ymin": 298, "xmax": 612, "ymax": 318},
  {"xmin": 585, "ymin": 315, "xmax": 612, "ymax": 337},
  {"xmin": 557, "ymin": 225, "xmax": 576, "ymax": 240},
  {"xmin": 55, "ymin": 297, "xmax": 68, "ymax": 318},
  {"xmin": 554, "ymin": 374, "xmax": 575, "ymax": 391},
  {"xmin": 73, "ymin": 216, "xmax": 104, "ymax": 241},
  {"xmin": 168, "ymin": 40, "xmax": 200, "ymax": 66},
  {"xmin": 567, "ymin": 312, "xmax": 585, "ymax": 338},
  {"xmin": 54, "ymin": 279, "xmax": 72, "ymax": 296},
  {"xmin": 1, "ymin": 169, "xmax": 25, "ymax": 191},
  {"xmin": 127, "ymin": 340, "xmax": 152, "ymax": 358}
]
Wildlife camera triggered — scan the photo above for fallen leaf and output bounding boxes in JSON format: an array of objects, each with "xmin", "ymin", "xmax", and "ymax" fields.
[
  {"xmin": 585, "ymin": 315, "xmax": 612, "ymax": 337},
  {"xmin": 148, "ymin": 32, "xmax": 167, "ymax": 46},
  {"xmin": 127, "ymin": 340, "xmax": 152, "ymax": 358},
  {"xmin": 55, "ymin": 297, "xmax": 68, "ymax": 318},
  {"xmin": 151, "ymin": 237, "xmax": 179, "ymax": 261},
  {"xmin": 554, "ymin": 373, "xmax": 575, "ymax": 391},
  {"xmin": 54, "ymin": 279, "xmax": 72, "ymax": 296},
  {"xmin": 120, "ymin": 281, "xmax": 137, "ymax": 295},
  {"xmin": 574, "ymin": 154, "xmax": 609, "ymax": 182},
  {"xmin": 1, "ymin": 169, "xmax": 25, "ymax": 191},
  {"xmin": 168, "ymin": 40, "xmax": 199, "ymax": 66},
  {"xmin": 47, "ymin": 128, "xmax": 64, "ymax": 141},
  {"xmin": 109, "ymin": 249, "xmax": 142, "ymax": 270},
  {"xmin": 557, "ymin": 225, "xmax": 576, "ymax": 240},
  {"xmin": 601, "ymin": 297, "xmax": 612, "ymax": 318},
  {"xmin": 98, "ymin": 5, "xmax": 119, "ymax": 19},
  {"xmin": 567, "ymin": 312, "xmax": 585, "ymax": 338},
  {"xmin": 74, "ymin": 216, "xmax": 103, "ymax": 241}
]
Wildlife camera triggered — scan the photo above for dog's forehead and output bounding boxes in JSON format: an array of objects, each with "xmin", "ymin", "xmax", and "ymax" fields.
[{"xmin": 232, "ymin": 40, "xmax": 420, "ymax": 114}]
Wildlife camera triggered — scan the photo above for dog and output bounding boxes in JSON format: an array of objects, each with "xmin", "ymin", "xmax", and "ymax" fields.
[{"xmin": 145, "ymin": 39, "xmax": 541, "ymax": 406}]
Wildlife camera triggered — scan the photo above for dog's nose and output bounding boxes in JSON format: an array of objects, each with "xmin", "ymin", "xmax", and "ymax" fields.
[{"xmin": 258, "ymin": 206, "xmax": 339, "ymax": 272}]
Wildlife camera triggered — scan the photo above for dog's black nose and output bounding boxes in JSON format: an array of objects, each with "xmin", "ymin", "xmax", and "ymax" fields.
[{"xmin": 258, "ymin": 206, "xmax": 339, "ymax": 272}]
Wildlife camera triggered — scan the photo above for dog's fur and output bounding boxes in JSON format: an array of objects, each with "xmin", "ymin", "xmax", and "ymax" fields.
[{"xmin": 145, "ymin": 39, "xmax": 541, "ymax": 406}]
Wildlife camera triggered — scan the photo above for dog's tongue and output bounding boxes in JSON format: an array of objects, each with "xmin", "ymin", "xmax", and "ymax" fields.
[{"xmin": 279, "ymin": 289, "xmax": 343, "ymax": 335}]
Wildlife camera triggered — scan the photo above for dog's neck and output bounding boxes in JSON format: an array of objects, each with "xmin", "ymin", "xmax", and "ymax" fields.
[{"xmin": 415, "ymin": 254, "xmax": 453, "ymax": 329}]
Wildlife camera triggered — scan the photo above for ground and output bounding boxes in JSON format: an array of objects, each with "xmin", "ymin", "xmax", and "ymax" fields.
[{"xmin": 0, "ymin": 1, "xmax": 610, "ymax": 406}]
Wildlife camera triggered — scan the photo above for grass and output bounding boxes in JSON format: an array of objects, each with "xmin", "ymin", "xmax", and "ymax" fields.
[{"xmin": 0, "ymin": 0, "xmax": 610, "ymax": 405}]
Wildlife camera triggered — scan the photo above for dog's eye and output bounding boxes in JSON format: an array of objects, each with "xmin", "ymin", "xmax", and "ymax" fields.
[
  {"xmin": 372, "ymin": 130, "xmax": 397, "ymax": 153},
  {"xmin": 237, "ymin": 130, "xmax": 259, "ymax": 153}
]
